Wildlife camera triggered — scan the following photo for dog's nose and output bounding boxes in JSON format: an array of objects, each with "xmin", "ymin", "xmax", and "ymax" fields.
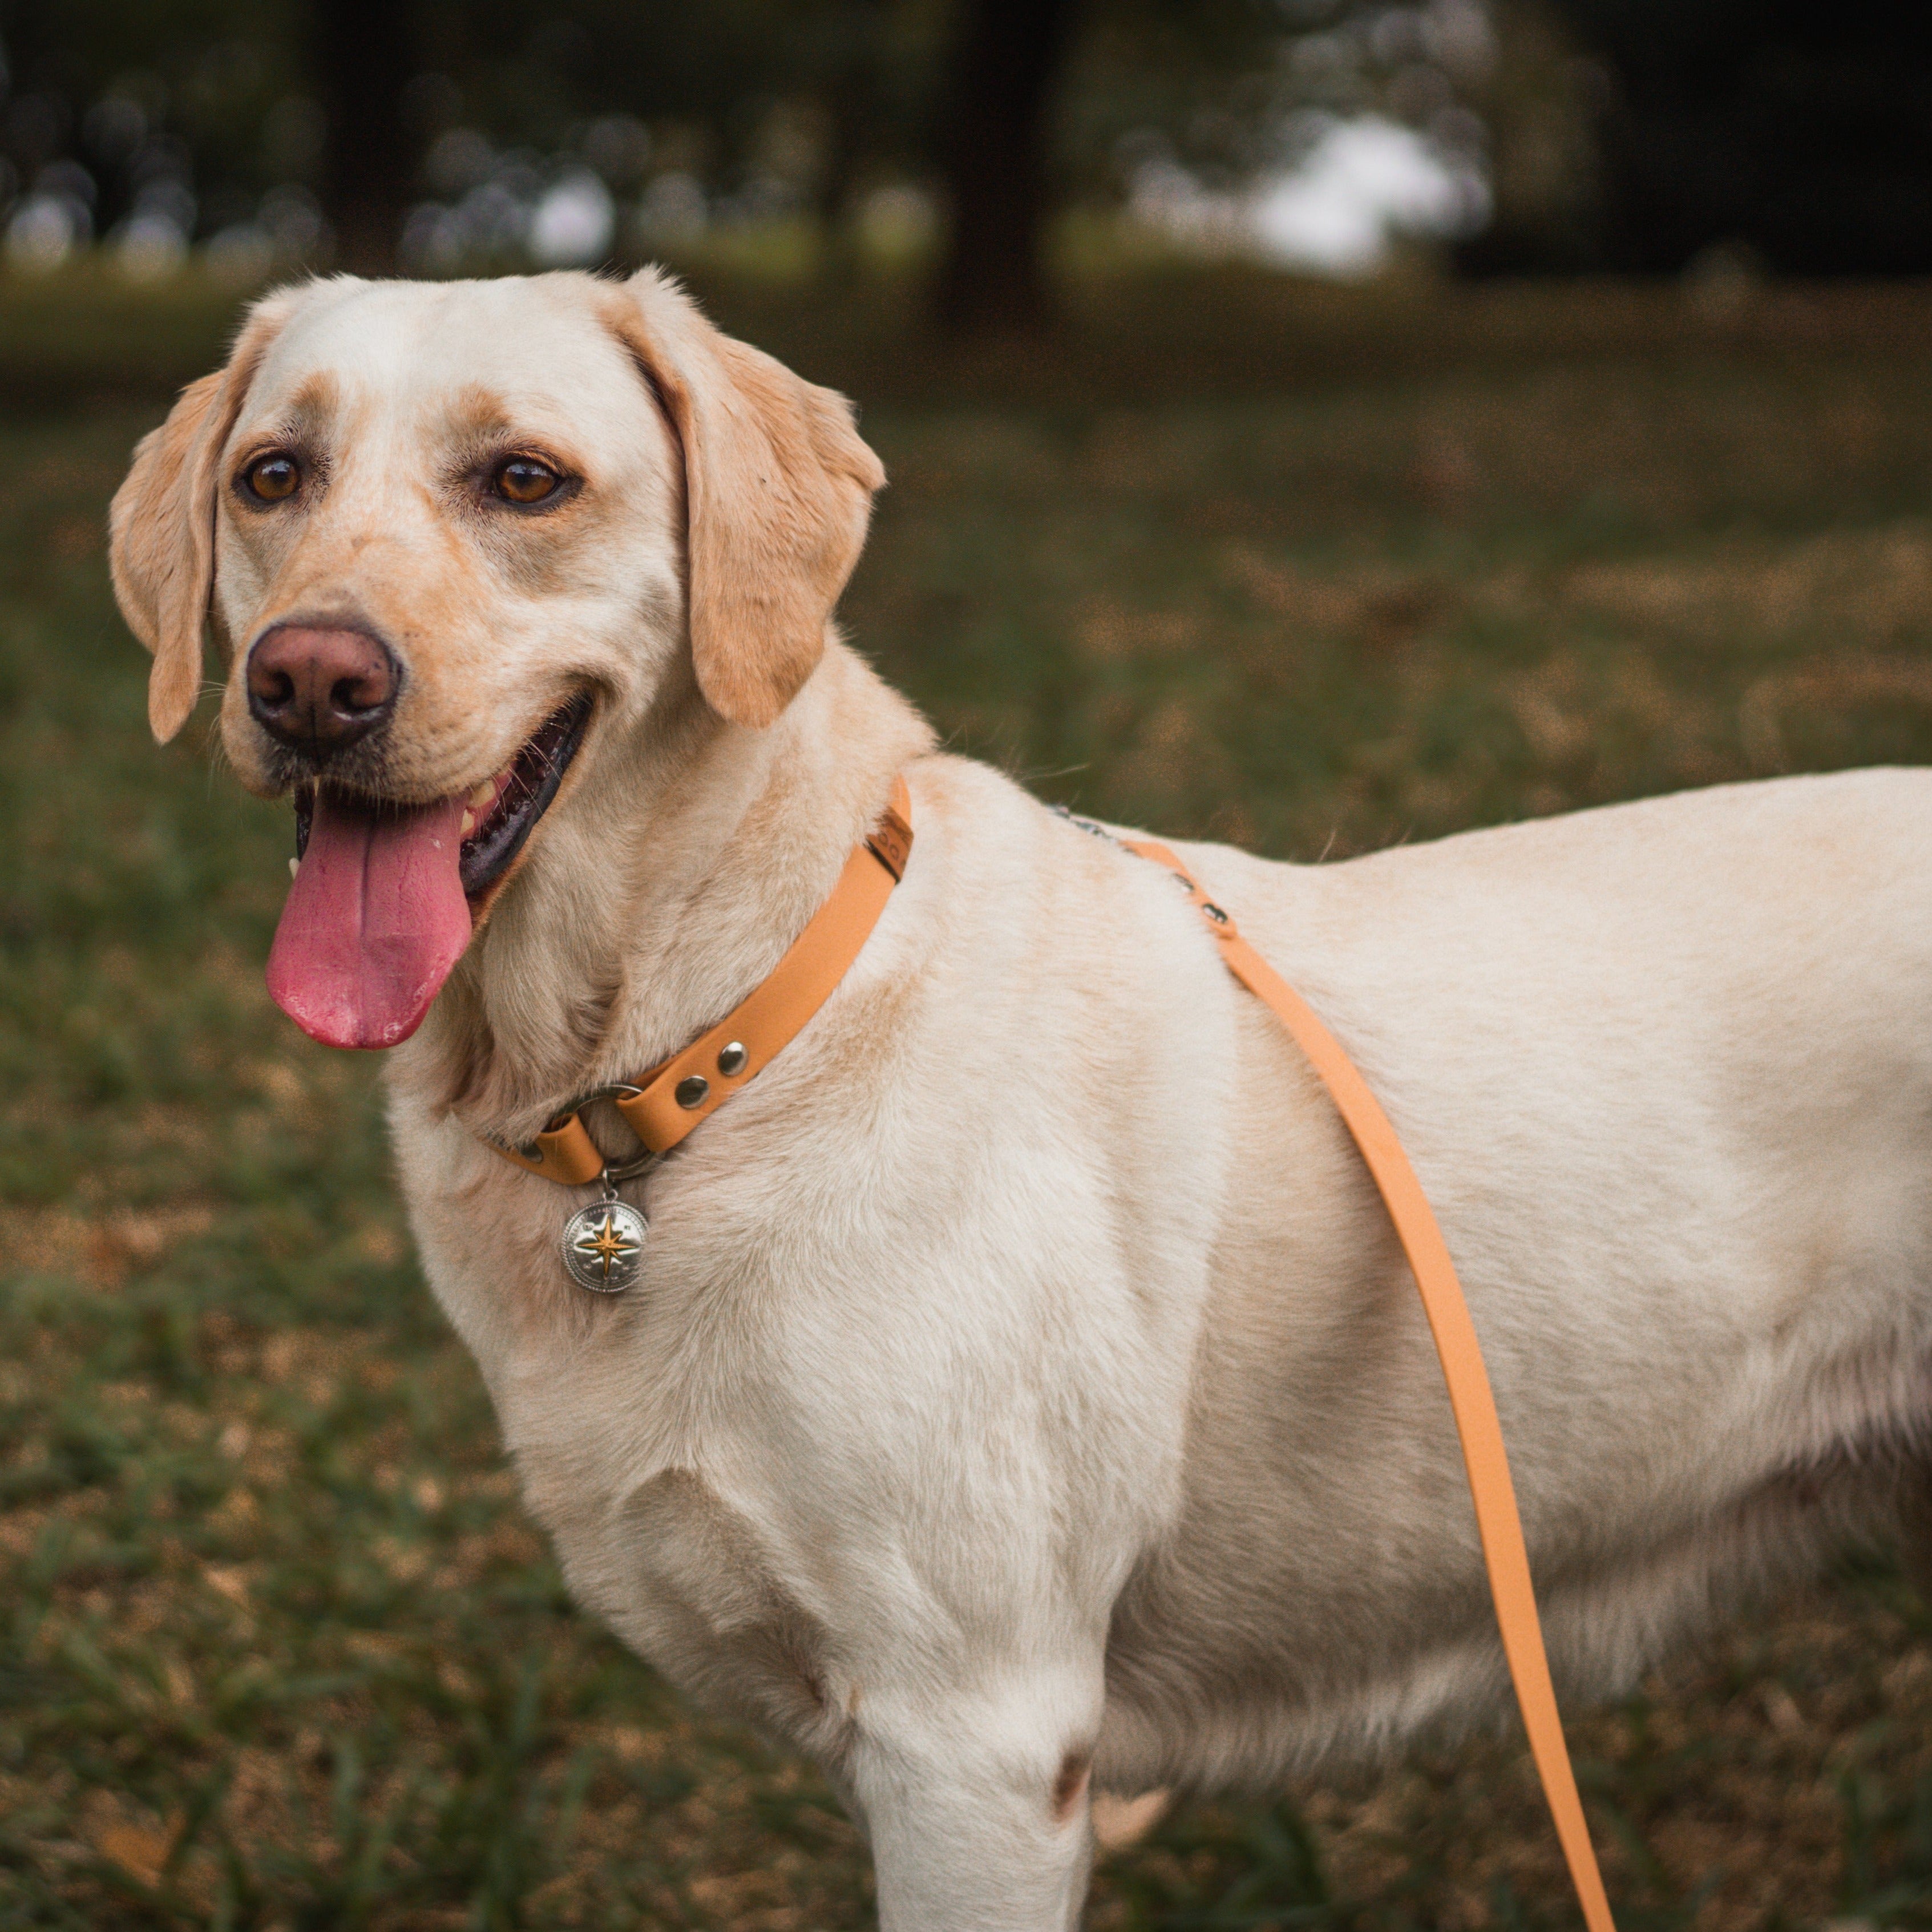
[{"xmin": 246, "ymin": 627, "xmax": 398, "ymax": 760}]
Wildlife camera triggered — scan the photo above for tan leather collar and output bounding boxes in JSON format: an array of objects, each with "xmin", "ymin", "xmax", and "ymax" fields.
[{"xmin": 491, "ymin": 775, "xmax": 912, "ymax": 1186}]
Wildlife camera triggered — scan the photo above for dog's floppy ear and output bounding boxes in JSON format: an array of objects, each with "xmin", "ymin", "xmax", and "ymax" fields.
[
  {"xmin": 109, "ymin": 290, "xmax": 296, "ymax": 742},
  {"xmin": 603, "ymin": 269, "xmax": 885, "ymax": 729}
]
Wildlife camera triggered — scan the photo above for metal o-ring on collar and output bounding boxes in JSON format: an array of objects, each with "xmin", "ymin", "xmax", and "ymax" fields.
[{"xmin": 545, "ymin": 1084, "xmax": 660, "ymax": 1185}]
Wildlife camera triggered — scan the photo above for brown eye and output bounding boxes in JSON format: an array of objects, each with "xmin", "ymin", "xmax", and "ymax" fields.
[
  {"xmin": 243, "ymin": 453, "xmax": 300, "ymax": 503},
  {"xmin": 493, "ymin": 458, "xmax": 561, "ymax": 505}
]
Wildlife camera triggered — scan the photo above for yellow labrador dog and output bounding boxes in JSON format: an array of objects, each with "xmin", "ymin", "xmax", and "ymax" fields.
[{"xmin": 111, "ymin": 270, "xmax": 1932, "ymax": 1928}]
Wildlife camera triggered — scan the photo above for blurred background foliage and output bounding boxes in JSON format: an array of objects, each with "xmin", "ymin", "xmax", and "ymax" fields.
[{"xmin": 0, "ymin": 0, "xmax": 1929, "ymax": 332}]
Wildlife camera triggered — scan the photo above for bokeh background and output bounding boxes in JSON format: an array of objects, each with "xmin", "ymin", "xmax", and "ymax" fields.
[{"xmin": 6, "ymin": 3, "xmax": 1932, "ymax": 1927}]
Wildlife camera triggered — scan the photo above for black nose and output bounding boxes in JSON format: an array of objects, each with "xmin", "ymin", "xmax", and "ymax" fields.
[{"xmin": 246, "ymin": 626, "xmax": 399, "ymax": 761}]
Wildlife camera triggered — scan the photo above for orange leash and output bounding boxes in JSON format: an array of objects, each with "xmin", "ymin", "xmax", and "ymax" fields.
[{"xmin": 1123, "ymin": 838, "xmax": 1618, "ymax": 1932}]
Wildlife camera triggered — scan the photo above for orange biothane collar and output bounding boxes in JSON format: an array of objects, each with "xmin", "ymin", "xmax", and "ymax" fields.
[{"xmin": 491, "ymin": 775, "xmax": 912, "ymax": 1186}]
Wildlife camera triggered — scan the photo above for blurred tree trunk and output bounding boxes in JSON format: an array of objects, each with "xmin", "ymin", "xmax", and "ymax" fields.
[
  {"xmin": 933, "ymin": 0, "xmax": 1080, "ymax": 336},
  {"xmin": 312, "ymin": 0, "xmax": 418, "ymax": 274},
  {"xmin": 1546, "ymin": 0, "xmax": 1932, "ymax": 274}
]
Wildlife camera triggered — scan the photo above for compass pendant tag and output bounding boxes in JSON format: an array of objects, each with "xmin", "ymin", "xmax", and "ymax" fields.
[{"xmin": 561, "ymin": 1190, "xmax": 648, "ymax": 1294}]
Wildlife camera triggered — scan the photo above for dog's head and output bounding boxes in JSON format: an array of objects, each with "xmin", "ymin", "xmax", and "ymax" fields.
[{"xmin": 108, "ymin": 270, "xmax": 883, "ymax": 1051}]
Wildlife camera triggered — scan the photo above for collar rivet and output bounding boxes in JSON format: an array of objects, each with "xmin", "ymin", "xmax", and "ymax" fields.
[
  {"xmin": 717, "ymin": 1041, "xmax": 747, "ymax": 1077},
  {"xmin": 674, "ymin": 1074, "xmax": 710, "ymax": 1109}
]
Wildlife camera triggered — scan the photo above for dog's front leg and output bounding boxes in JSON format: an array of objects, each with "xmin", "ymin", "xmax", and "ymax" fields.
[{"xmin": 849, "ymin": 1672, "xmax": 1101, "ymax": 1932}]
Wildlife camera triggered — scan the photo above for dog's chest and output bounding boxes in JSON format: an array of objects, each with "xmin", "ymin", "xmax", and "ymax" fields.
[
  {"xmin": 398, "ymin": 1052, "xmax": 1228, "ymax": 1732},
  {"xmin": 409, "ymin": 1178, "xmax": 852, "ymax": 1728},
  {"xmin": 511, "ymin": 1391, "xmax": 847, "ymax": 1747}
]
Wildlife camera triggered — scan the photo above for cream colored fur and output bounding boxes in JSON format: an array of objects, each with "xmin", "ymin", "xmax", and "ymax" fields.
[{"xmin": 112, "ymin": 271, "xmax": 1932, "ymax": 1930}]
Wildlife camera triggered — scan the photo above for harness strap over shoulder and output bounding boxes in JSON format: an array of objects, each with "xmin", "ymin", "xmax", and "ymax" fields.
[{"xmin": 1122, "ymin": 836, "xmax": 1618, "ymax": 1932}]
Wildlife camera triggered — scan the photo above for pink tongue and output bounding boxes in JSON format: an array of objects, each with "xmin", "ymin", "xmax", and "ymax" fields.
[{"xmin": 266, "ymin": 789, "xmax": 474, "ymax": 1049}]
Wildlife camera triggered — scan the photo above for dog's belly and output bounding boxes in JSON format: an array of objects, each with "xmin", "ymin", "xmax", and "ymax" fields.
[
  {"xmin": 1097, "ymin": 1137, "xmax": 1932, "ymax": 1792},
  {"xmin": 1096, "ymin": 767, "xmax": 1932, "ymax": 1791},
  {"xmin": 1097, "ymin": 1418, "xmax": 1921, "ymax": 1794}
]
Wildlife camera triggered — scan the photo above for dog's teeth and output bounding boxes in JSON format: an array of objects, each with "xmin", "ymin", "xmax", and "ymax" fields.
[
  {"xmin": 288, "ymin": 857, "xmax": 300, "ymax": 880},
  {"xmin": 468, "ymin": 780, "xmax": 495, "ymax": 808},
  {"xmin": 460, "ymin": 810, "xmax": 476, "ymax": 836}
]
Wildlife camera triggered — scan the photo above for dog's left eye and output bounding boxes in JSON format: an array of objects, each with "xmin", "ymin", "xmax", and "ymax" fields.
[
  {"xmin": 492, "ymin": 458, "xmax": 561, "ymax": 506},
  {"xmin": 242, "ymin": 453, "xmax": 301, "ymax": 503}
]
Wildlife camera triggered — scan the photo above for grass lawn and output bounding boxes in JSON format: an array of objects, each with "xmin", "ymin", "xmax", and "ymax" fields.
[{"xmin": 6, "ymin": 267, "xmax": 1932, "ymax": 1930}]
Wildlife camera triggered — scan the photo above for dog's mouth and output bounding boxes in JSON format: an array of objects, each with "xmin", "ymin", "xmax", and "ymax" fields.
[
  {"xmin": 269, "ymin": 694, "xmax": 593, "ymax": 1051},
  {"xmin": 454, "ymin": 694, "xmax": 592, "ymax": 900}
]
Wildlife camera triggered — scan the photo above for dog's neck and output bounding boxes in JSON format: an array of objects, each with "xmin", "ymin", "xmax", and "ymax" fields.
[{"xmin": 395, "ymin": 638, "xmax": 934, "ymax": 1146}]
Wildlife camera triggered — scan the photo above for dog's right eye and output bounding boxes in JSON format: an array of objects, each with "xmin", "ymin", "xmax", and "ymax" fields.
[
  {"xmin": 492, "ymin": 458, "xmax": 561, "ymax": 506},
  {"xmin": 241, "ymin": 454, "xmax": 301, "ymax": 503}
]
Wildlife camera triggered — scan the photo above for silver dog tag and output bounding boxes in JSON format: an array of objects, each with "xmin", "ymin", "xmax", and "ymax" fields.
[{"xmin": 561, "ymin": 1183, "xmax": 647, "ymax": 1294}]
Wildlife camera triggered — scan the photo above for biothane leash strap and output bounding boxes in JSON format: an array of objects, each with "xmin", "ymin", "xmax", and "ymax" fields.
[
  {"xmin": 1123, "ymin": 836, "xmax": 1619, "ymax": 1932},
  {"xmin": 491, "ymin": 776, "xmax": 914, "ymax": 1185}
]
